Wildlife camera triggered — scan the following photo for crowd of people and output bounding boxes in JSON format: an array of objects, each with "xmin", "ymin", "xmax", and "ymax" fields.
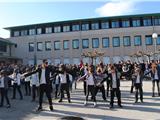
[{"xmin": 0, "ymin": 59, "xmax": 160, "ymax": 111}]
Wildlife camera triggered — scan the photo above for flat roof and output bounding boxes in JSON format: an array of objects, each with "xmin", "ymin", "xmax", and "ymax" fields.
[
  {"xmin": 4, "ymin": 13, "xmax": 160, "ymax": 30},
  {"xmin": 0, "ymin": 37, "xmax": 16, "ymax": 45}
]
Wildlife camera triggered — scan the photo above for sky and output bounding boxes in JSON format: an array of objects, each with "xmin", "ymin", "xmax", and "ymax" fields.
[{"xmin": 0, "ymin": 0, "xmax": 160, "ymax": 38}]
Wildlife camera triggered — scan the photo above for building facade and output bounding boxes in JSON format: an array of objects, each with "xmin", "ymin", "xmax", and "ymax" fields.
[
  {"xmin": 0, "ymin": 37, "xmax": 21, "ymax": 64},
  {"xmin": 4, "ymin": 13, "xmax": 160, "ymax": 65}
]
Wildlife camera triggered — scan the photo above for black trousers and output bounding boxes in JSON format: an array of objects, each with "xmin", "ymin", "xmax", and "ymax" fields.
[
  {"xmin": 39, "ymin": 84, "xmax": 53, "ymax": 108},
  {"xmin": 130, "ymin": 79, "xmax": 134, "ymax": 93},
  {"xmin": 135, "ymin": 83, "xmax": 143, "ymax": 101},
  {"xmin": 24, "ymin": 81, "xmax": 31, "ymax": 96},
  {"xmin": 60, "ymin": 83, "xmax": 70, "ymax": 101},
  {"xmin": 95, "ymin": 85, "xmax": 106, "ymax": 100},
  {"xmin": 32, "ymin": 85, "xmax": 38, "ymax": 101},
  {"xmin": 86, "ymin": 85, "xmax": 96, "ymax": 102},
  {"xmin": 152, "ymin": 80, "xmax": 160, "ymax": 96},
  {"xmin": 55, "ymin": 84, "xmax": 60, "ymax": 98},
  {"xmin": 0, "ymin": 88, "xmax": 10, "ymax": 106},
  {"xmin": 83, "ymin": 81, "xmax": 86, "ymax": 95},
  {"xmin": 106, "ymin": 80, "xmax": 111, "ymax": 97},
  {"xmin": 110, "ymin": 88, "xmax": 121, "ymax": 106},
  {"xmin": 12, "ymin": 83, "xmax": 23, "ymax": 99}
]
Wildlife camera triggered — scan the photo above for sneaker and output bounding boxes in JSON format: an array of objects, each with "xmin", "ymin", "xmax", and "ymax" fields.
[
  {"xmin": 118, "ymin": 104, "xmax": 123, "ymax": 108},
  {"xmin": 49, "ymin": 106, "xmax": 53, "ymax": 111},
  {"xmin": 36, "ymin": 106, "xmax": 42, "ymax": 111},
  {"xmin": 6, "ymin": 104, "xmax": 11, "ymax": 108},
  {"xmin": 58, "ymin": 99, "xmax": 62, "ymax": 102},
  {"xmin": 93, "ymin": 102, "xmax": 97, "ymax": 107},
  {"xmin": 84, "ymin": 101, "xmax": 87, "ymax": 106},
  {"xmin": 109, "ymin": 105, "xmax": 113, "ymax": 109}
]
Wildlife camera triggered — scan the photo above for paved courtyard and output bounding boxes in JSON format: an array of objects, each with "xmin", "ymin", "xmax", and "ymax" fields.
[{"xmin": 0, "ymin": 81, "xmax": 160, "ymax": 120}]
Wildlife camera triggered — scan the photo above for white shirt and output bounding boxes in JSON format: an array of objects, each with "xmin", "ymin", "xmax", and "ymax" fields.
[
  {"xmin": 40, "ymin": 69, "xmax": 46, "ymax": 84},
  {"xmin": 0, "ymin": 77, "xmax": 4, "ymax": 88},
  {"xmin": 11, "ymin": 73, "xmax": 21, "ymax": 85},
  {"xmin": 31, "ymin": 73, "xmax": 39, "ymax": 86},
  {"xmin": 86, "ymin": 74, "xmax": 95, "ymax": 85},
  {"xmin": 112, "ymin": 73, "xmax": 117, "ymax": 88},
  {"xmin": 59, "ymin": 73, "xmax": 67, "ymax": 84},
  {"xmin": 136, "ymin": 74, "xmax": 140, "ymax": 84},
  {"xmin": 154, "ymin": 70, "xmax": 159, "ymax": 80}
]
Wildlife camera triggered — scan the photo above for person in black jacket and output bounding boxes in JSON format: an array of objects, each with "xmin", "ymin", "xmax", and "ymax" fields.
[
  {"xmin": 24, "ymin": 60, "xmax": 53, "ymax": 111},
  {"xmin": 109, "ymin": 65, "xmax": 122, "ymax": 109}
]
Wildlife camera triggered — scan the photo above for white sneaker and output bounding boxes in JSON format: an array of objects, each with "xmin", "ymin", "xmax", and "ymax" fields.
[
  {"xmin": 93, "ymin": 102, "xmax": 97, "ymax": 107},
  {"xmin": 84, "ymin": 101, "xmax": 87, "ymax": 106}
]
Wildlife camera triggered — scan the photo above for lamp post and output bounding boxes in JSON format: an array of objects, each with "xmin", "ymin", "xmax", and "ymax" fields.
[{"xmin": 152, "ymin": 32, "xmax": 158, "ymax": 60}]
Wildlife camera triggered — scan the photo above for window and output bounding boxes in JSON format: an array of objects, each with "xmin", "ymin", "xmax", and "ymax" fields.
[
  {"xmin": 157, "ymin": 36, "xmax": 160, "ymax": 45},
  {"xmin": 132, "ymin": 19, "xmax": 140, "ymax": 27},
  {"xmin": 123, "ymin": 36, "xmax": 131, "ymax": 46},
  {"xmin": 45, "ymin": 41, "xmax": 51, "ymax": 51},
  {"xmin": 101, "ymin": 22, "xmax": 109, "ymax": 29},
  {"xmin": 21, "ymin": 30, "xmax": 27, "ymax": 36},
  {"xmin": 63, "ymin": 25, "xmax": 70, "ymax": 32},
  {"xmin": 91, "ymin": 23, "xmax": 99, "ymax": 30},
  {"xmin": 82, "ymin": 23, "xmax": 89, "ymax": 31},
  {"xmin": 29, "ymin": 29, "xmax": 36, "ymax": 35},
  {"xmin": 143, "ymin": 18, "xmax": 152, "ymax": 26},
  {"xmin": 134, "ymin": 36, "xmax": 141, "ymax": 46},
  {"xmin": 145, "ymin": 35, "xmax": 153, "ymax": 45},
  {"xmin": 37, "ymin": 28, "xmax": 42, "ymax": 34},
  {"xmin": 45, "ymin": 27, "xmax": 52, "ymax": 34},
  {"xmin": 102, "ymin": 37, "xmax": 109, "ymax": 48},
  {"xmin": 82, "ymin": 39, "xmax": 89, "ymax": 49},
  {"xmin": 37, "ymin": 42, "xmax": 43, "ymax": 51},
  {"xmin": 29, "ymin": 43, "xmax": 34, "ymax": 52},
  {"xmin": 111, "ymin": 21, "xmax": 119, "ymax": 28},
  {"xmin": 72, "ymin": 39, "xmax": 79, "ymax": 49},
  {"xmin": 92, "ymin": 38, "xmax": 99, "ymax": 48},
  {"xmin": 54, "ymin": 26, "xmax": 61, "ymax": 33},
  {"xmin": 0, "ymin": 43, "xmax": 7, "ymax": 52},
  {"xmin": 122, "ymin": 20, "xmax": 130, "ymax": 27},
  {"xmin": 54, "ymin": 41, "xmax": 61, "ymax": 50},
  {"xmin": 64, "ymin": 58, "xmax": 70, "ymax": 64},
  {"xmin": 154, "ymin": 18, "xmax": 160, "ymax": 25},
  {"xmin": 14, "ymin": 31, "xmax": 20, "ymax": 37},
  {"xmin": 72, "ymin": 24, "xmax": 80, "ymax": 31},
  {"xmin": 112, "ymin": 37, "xmax": 120, "ymax": 47},
  {"xmin": 63, "ymin": 40, "xmax": 69, "ymax": 50}
]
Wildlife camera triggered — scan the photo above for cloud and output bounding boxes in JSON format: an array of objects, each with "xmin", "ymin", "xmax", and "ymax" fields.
[{"xmin": 95, "ymin": 0, "xmax": 137, "ymax": 17}]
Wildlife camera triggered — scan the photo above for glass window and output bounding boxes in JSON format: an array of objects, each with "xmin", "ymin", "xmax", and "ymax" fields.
[
  {"xmin": 123, "ymin": 36, "xmax": 131, "ymax": 46},
  {"xmin": 63, "ymin": 25, "xmax": 70, "ymax": 32},
  {"xmin": 102, "ymin": 37, "xmax": 109, "ymax": 48},
  {"xmin": 45, "ymin": 41, "xmax": 51, "ymax": 51},
  {"xmin": 29, "ymin": 43, "xmax": 34, "ymax": 52},
  {"xmin": 72, "ymin": 24, "xmax": 80, "ymax": 31},
  {"xmin": 143, "ymin": 18, "xmax": 152, "ymax": 26},
  {"xmin": 122, "ymin": 20, "xmax": 130, "ymax": 27},
  {"xmin": 29, "ymin": 29, "xmax": 36, "ymax": 35},
  {"xmin": 112, "ymin": 37, "xmax": 120, "ymax": 47},
  {"xmin": 134, "ymin": 36, "xmax": 141, "ymax": 46},
  {"xmin": 145, "ymin": 35, "xmax": 153, "ymax": 45},
  {"xmin": 54, "ymin": 26, "xmax": 61, "ymax": 33},
  {"xmin": 82, "ymin": 39, "xmax": 89, "ymax": 49},
  {"xmin": 111, "ymin": 21, "xmax": 119, "ymax": 28},
  {"xmin": 72, "ymin": 39, "xmax": 79, "ymax": 49},
  {"xmin": 37, "ymin": 28, "xmax": 42, "ymax": 34},
  {"xmin": 82, "ymin": 23, "xmax": 89, "ymax": 31},
  {"xmin": 0, "ymin": 43, "xmax": 7, "ymax": 52},
  {"xmin": 156, "ymin": 36, "xmax": 160, "ymax": 45},
  {"xmin": 92, "ymin": 38, "xmax": 99, "ymax": 48},
  {"xmin": 14, "ymin": 31, "xmax": 20, "ymax": 37},
  {"xmin": 101, "ymin": 22, "xmax": 109, "ymax": 29},
  {"xmin": 45, "ymin": 27, "xmax": 52, "ymax": 34},
  {"xmin": 132, "ymin": 19, "xmax": 140, "ymax": 27},
  {"xmin": 37, "ymin": 42, "xmax": 43, "ymax": 51},
  {"xmin": 21, "ymin": 30, "xmax": 27, "ymax": 36},
  {"xmin": 91, "ymin": 23, "xmax": 99, "ymax": 30},
  {"xmin": 154, "ymin": 18, "xmax": 160, "ymax": 25},
  {"xmin": 54, "ymin": 41, "xmax": 61, "ymax": 50},
  {"xmin": 64, "ymin": 58, "xmax": 70, "ymax": 64},
  {"xmin": 63, "ymin": 40, "xmax": 69, "ymax": 50}
]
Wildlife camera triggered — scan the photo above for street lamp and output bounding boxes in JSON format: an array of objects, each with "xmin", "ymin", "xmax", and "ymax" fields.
[{"xmin": 152, "ymin": 32, "xmax": 158, "ymax": 60}]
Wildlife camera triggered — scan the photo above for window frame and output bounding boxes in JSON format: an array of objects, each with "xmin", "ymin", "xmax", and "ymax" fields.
[{"xmin": 92, "ymin": 38, "xmax": 99, "ymax": 48}]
